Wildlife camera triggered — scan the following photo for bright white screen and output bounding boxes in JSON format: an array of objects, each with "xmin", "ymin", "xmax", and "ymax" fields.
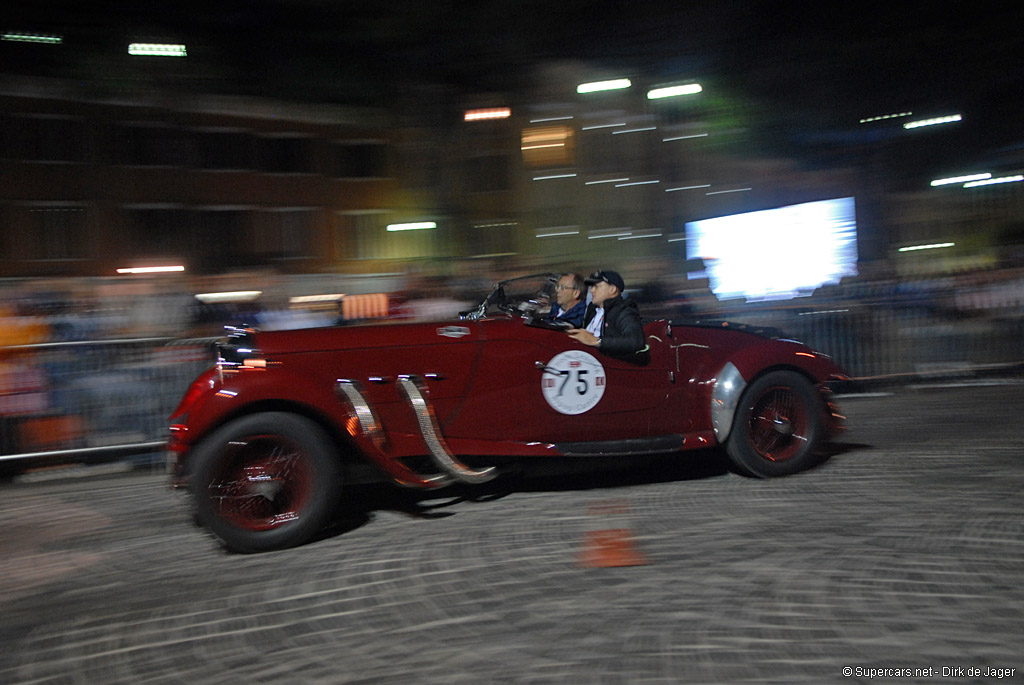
[{"xmin": 686, "ymin": 197, "xmax": 858, "ymax": 301}]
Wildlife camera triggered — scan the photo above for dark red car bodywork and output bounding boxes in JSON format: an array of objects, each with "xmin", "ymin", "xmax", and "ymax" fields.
[{"xmin": 168, "ymin": 283, "xmax": 847, "ymax": 552}]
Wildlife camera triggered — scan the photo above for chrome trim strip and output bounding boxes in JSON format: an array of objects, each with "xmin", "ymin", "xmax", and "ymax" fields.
[
  {"xmin": 397, "ymin": 375, "xmax": 497, "ymax": 484},
  {"xmin": 711, "ymin": 362, "xmax": 746, "ymax": 442},
  {"xmin": 336, "ymin": 379, "xmax": 453, "ymax": 488},
  {"xmin": 336, "ymin": 380, "xmax": 387, "ymax": 452}
]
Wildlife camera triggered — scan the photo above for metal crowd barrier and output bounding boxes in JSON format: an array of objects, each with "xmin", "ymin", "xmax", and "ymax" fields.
[
  {"xmin": 0, "ymin": 337, "xmax": 216, "ymax": 474},
  {"xmin": 712, "ymin": 300, "xmax": 1024, "ymax": 383},
  {"xmin": 1, "ymin": 300, "xmax": 1022, "ymax": 477}
]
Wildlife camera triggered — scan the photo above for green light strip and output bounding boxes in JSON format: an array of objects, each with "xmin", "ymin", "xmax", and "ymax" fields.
[
  {"xmin": 577, "ymin": 79, "xmax": 631, "ymax": 94},
  {"xmin": 904, "ymin": 114, "xmax": 961, "ymax": 129},
  {"xmin": 647, "ymin": 84, "xmax": 703, "ymax": 99},
  {"xmin": 898, "ymin": 243, "xmax": 954, "ymax": 252},
  {"xmin": 3, "ymin": 32, "xmax": 62, "ymax": 44},
  {"xmin": 386, "ymin": 222, "xmax": 437, "ymax": 232},
  {"xmin": 128, "ymin": 43, "xmax": 187, "ymax": 57}
]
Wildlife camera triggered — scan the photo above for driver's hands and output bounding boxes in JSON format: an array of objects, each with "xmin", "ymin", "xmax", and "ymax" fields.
[{"xmin": 567, "ymin": 328, "xmax": 600, "ymax": 347}]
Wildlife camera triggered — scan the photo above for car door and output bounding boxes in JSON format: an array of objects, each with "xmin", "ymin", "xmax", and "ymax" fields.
[{"xmin": 444, "ymin": 316, "xmax": 675, "ymax": 444}]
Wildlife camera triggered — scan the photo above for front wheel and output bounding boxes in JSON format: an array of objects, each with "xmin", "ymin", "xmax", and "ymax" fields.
[
  {"xmin": 191, "ymin": 412, "xmax": 342, "ymax": 553},
  {"xmin": 725, "ymin": 370, "xmax": 826, "ymax": 478}
]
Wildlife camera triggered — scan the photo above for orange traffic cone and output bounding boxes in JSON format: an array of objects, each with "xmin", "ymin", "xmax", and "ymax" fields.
[{"xmin": 579, "ymin": 499, "xmax": 648, "ymax": 568}]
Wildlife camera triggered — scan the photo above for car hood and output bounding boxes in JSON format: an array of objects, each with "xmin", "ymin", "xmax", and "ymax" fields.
[{"xmin": 249, "ymin": 320, "xmax": 484, "ymax": 355}]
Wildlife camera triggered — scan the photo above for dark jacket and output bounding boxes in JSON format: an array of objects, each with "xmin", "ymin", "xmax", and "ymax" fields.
[
  {"xmin": 547, "ymin": 298, "xmax": 587, "ymax": 328},
  {"xmin": 593, "ymin": 295, "xmax": 646, "ymax": 357}
]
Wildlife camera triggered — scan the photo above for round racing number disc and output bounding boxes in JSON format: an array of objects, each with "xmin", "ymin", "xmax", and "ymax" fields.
[{"xmin": 541, "ymin": 350, "xmax": 607, "ymax": 415}]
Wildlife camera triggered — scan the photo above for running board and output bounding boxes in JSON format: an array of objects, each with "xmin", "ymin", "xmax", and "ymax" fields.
[
  {"xmin": 397, "ymin": 376, "xmax": 497, "ymax": 484},
  {"xmin": 554, "ymin": 434, "xmax": 686, "ymax": 457}
]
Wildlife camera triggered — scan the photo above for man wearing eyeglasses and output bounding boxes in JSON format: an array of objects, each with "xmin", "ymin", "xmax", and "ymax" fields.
[
  {"xmin": 546, "ymin": 272, "xmax": 587, "ymax": 328},
  {"xmin": 568, "ymin": 270, "xmax": 646, "ymax": 357}
]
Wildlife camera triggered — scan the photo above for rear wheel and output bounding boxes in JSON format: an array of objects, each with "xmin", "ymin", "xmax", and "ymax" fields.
[
  {"xmin": 191, "ymin": 412, "xmax": 341, "ymax": 553},
  {"xmin": 725, "ymin": 370, "xmax": 825, "ymax": 478}
]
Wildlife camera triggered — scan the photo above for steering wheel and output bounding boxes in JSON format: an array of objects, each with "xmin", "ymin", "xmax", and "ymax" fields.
[
  {"xmin": 524, "ymin": 316, "xmax": 572, "ymax": 331},
  {"xmin": 518, "ymin": 298, "xmax": 547, "ymax": 316}
]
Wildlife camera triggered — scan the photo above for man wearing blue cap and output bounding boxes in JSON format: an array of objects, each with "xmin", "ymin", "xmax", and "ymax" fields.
[{"xmin": 567, "ymin": 270, "xmax": 645, "ymax": 357}]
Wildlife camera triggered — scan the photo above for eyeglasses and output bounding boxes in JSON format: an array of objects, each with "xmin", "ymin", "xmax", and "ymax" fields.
[{"xmin": 554, "ymin": 285, "xmax": 576, "ymax": 291}]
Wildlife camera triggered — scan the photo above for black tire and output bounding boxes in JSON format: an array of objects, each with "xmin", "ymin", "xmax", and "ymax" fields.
[
  {"xmin": 190, "ymin": 412, "xmax": 342, "ymax": 553},
  {"xmin": 725, "ymin": 370, "xmax": 826, "ymax": 478}
]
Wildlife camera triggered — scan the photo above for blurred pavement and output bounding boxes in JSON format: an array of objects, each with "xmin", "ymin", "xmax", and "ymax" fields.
[{"xmin": 1, "ymin": 384, "xmax": 1022, "ymax": 683}]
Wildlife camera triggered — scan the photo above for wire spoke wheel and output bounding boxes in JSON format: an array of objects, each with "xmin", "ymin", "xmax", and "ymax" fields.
[
  {"xmin": 192, "ymin": 413, "xmax": 341, "ymax": 553},
  {"xmin": 726, "ymin": 371, "xmax": 824, "ymax": 478},
  {"xmin": 208, "ymin": 434, "xmax": 314, "ymax": 532},
  {"xmin": 747, "ymin": 386, "xmax": 809, "ymax": 462}
]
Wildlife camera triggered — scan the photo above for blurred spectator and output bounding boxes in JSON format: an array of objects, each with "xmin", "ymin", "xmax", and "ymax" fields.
[
  {"xmin": 398, "ymin": 276, "xmax": 472, "ymax": 321},
  {"xmin": 0, "ymin": 259, "xmax": 1022, "ymax": 471}
]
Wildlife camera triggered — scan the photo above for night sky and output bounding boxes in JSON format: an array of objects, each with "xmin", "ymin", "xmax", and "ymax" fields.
[{"xmin": 5, "ymin": 1, "xmax": 1022, "ymax": 168}]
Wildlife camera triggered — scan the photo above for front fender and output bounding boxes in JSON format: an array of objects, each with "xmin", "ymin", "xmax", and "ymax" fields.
[
  {"xmin": 172, "ymin": 368, "xmax": 456, "ymax": 489},
  {"xmin": 710, "ymin": 362, "xmax": 746, "ymax": 442},
  {"xmin": 181, "ymin": 367, "xmax": 347, "ymax": 444}
]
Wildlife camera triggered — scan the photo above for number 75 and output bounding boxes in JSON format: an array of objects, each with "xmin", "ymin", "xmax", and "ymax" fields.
[{"xmin": 559, "ymin": 369, "xmax": 589, "ymax": 396}]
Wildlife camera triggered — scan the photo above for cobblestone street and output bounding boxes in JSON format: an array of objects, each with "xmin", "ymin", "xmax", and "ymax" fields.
[{"xmin": 2, "ymin": 385, "xmax": 1022, "ymax": 684}]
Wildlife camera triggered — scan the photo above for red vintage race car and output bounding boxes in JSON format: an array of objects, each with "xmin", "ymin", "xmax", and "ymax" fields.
[{"xmin": 168, "ymin": 274, "xmax": 848, "ymax": 553}]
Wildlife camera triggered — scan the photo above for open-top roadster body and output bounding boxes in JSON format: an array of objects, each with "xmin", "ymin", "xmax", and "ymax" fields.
[{"xmin": 168, "ymin": 274, "xmax": 847, "ymax": 552}]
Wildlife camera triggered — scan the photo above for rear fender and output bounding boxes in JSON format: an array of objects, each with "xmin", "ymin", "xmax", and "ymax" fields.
[
  {"xmin": 709, "ymin": 341, "xmax": 847, "ymax": 443},
  {"xmin": 727, "ymin": 340, "xmax": 843, "ymax": 385}
]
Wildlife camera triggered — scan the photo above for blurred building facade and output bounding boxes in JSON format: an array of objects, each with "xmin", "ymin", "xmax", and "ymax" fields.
[
  {"xmin": 1, "ymin": 60, "xmax": 1022, "ymax": 282},
  {"xmin": 0, "ymin": 81, "xmax": 399, "ymax": 277},
  {"xmin": 1, "ymin": 62, "xmax": 1022, "ymax": 469},
  {"xmin": 451, "ymin": 63, "xmax": 861, "ymax": 275}
]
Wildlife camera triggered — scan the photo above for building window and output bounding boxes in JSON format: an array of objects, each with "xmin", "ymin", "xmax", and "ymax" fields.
[
  {"xmin": 465, "ymin": 155, "xmax": 512, "ymax": 193},
  {"xmin": 255, "ymin": 210, "xmax": 315, "ymax": 260},
  {"xmin": 470, "ymin": 220, "xmax": 517, "ymax": 257},
  {"xmin": 578, "ymin": 125, "xmax": 653, "ymax": 177},
  {"xmin": 396, "ymin": 141, "xmax": 440, "ymax": 191},
  {"xmin": 120, "ymin": 125, "xmax": 198, "ymax": 167},
  {"xmin": 331, "ymin": 141, "xmax": 388, "ymax": 178},
  {"xmin": 125, "ymin": 208, "xmax": 191, "ymax": 260},
  {"xmin": 20, "ymin": 205, "xmax": 88, "ymax": 260},
  {"xmin": 192, "ymin": 210, "xmax": 251, "ymax": 272},
  {"xmin": 334, "ymin": 212, "xmax": 439, "ymax": 261},
  {"xmin": 198, "ymin": 129, "xmax": 255, "ymax": 170},
  {"xmin": 2, "ymin": 115, "xmax": 86, "ymax": 163},
  {"xmin": 257, "ymin": 136, "xmax": 313, "ymax": 174},
  {"xmin": 533, "ymin": 206, "xmax": 577, "ymax": 235},
  {"xmin": 521, "ymin": 125, "xmax": 574, "ymax": 168}
]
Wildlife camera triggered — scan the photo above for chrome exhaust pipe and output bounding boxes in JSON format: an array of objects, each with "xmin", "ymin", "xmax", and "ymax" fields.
[
  {"xmin": 337, "ymin": 379, "xmax": 451, "ymax": 488},
  {"xmin": 397, "ymin": 376, "xmax": 497, "ymax": 484}
]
